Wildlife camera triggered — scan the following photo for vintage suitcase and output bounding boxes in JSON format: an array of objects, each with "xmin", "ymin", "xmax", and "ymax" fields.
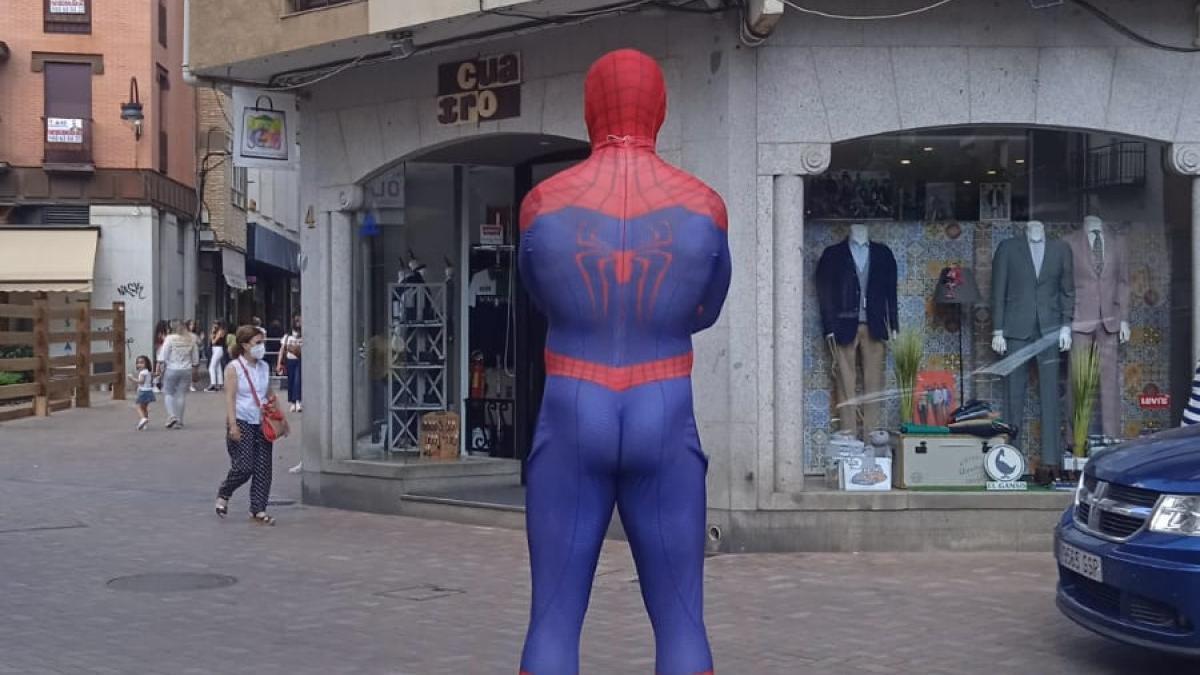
[
  {"xmin": 895, "ymin": 434, "xmax": 1008, "ymax": 488},
  {"xmin": 420, "ymin": 411, "xmax": 461, "ymax": 461}
]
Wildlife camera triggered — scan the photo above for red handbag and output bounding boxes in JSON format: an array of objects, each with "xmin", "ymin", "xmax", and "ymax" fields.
[{"xmin": 237, "ymin": 359, "xmax": 287, "ymax": 442}]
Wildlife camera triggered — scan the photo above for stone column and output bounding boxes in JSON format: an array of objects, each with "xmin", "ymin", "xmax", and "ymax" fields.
[
  {"xmin": 759, "ymin": 143, "xmax": 831, "ymax": 497},
  {"xmin": 1169, "ymin": 144, "xmax": 1200, "ymax": 365},
  {"xmin": 328, "ymin": 210, "xmax": 355, "ymax": 460}
]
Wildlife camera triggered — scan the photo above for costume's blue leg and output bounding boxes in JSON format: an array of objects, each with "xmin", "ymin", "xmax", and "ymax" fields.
[
  {"xmin": 520, "ymin": 378, "xmax": 619, "ymax": 675},
  {"xmin": 616, "ymin": 379, "xmax": 713, "ymax": 674}
]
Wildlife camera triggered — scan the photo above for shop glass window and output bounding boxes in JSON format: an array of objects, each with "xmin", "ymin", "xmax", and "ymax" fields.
[
  {"xmin": 803, "ymin": 127, "xmax": 1190, "ymax": 474},
  {"xmin": 44, "ymin": 0, "xmax": 91, "ymax": 34}
]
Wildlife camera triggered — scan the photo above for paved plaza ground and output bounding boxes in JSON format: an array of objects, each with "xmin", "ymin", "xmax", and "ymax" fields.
[{"xmin": 0, "ymin": 394, "xmax": 1193, "ymax": 674}]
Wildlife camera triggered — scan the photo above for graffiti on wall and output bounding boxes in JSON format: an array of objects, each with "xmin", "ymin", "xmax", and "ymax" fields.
[{"xmin": 117, "ymin": 281, "xmax": 146, "ymax": 300}]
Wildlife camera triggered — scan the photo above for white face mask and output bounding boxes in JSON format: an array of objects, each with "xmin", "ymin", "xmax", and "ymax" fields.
[{"xmin": 249, "ymin": 344, "xmax": 266, "ymax": 360}]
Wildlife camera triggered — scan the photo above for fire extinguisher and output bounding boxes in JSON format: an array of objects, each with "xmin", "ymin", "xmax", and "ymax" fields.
[{"xmin": 470, "ymin": 351, "xmax": 486, "ymax": 399}]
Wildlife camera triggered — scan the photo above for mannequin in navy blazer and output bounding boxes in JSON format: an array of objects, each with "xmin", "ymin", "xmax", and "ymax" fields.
[
  {"xmin": 816, "ymin": 230, "xmax": 898, "ymax": 435},
  {"xmin": 815, "ymin": 237, "xmax": 899, "ymax": 345}
]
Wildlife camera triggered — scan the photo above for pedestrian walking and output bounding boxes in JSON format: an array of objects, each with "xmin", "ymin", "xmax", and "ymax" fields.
[
  {"xmin": 186, "ymin": 320, "xmax": 203, "ymax": 392},
  {"xmin": 128, "ymin": 355, "xmax": 155, "ymax": 431},
  {"xmin": 152, "ymin": 320, "xmax": 170, "ymax": 392},
  {"xmin": 279, "ymin": 315, "xmax": 303, "ymax": 473},
  {"xmin": 215, "ymin": 326, "xmax": 288, "ymax": 525},
  {"xmin": 207, "ymin": 320, "xmax": 227, "ymax": 392},
  {"xmin": 156, "ymin": 320, "xmax": 200, "ymax": 429}
]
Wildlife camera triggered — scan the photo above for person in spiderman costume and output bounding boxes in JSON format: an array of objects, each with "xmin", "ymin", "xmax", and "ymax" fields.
[{"xmin": 517, "ymin": 49, "xmax": 731, "ymax": 675}]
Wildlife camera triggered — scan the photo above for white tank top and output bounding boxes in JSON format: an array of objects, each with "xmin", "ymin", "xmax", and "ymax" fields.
[{"xmin": 233, "ymin": 357, "xmax": 270, "ymax": 424}]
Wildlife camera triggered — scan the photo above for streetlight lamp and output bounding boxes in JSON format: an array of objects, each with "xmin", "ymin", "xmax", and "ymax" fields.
[{"xmin": 120, "ymin": 77, "xmax": 144, "ymax": 140}]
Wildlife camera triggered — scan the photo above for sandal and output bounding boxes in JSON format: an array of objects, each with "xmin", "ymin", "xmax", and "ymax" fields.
[
  {"xmin": 215, "ymin": 497, "xmax": 228, "ymax": 517},
  {"xmin": 250, "ymin": 512, "xmax": 276, "ymax": 526}
]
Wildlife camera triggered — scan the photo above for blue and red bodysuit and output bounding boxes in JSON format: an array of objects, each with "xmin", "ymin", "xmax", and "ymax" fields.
[{"xmin": 517, "ymin": 49, "xmax": 730, "ymax": 675}]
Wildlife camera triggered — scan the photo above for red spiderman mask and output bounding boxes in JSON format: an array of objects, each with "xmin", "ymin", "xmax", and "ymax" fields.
[{"xmin": 583, "ymin": 49, "xmax": 667, "ymax": 148}]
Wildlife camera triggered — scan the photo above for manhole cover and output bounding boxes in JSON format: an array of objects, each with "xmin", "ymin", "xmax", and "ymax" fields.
[{"xmin": 107, "ymin": 573, "xmax": 237, "ymax": 593}]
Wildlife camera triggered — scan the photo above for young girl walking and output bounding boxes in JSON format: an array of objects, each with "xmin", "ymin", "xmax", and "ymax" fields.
[
  {"xmin": 129, "ymin": 355, "xmax": 155, "ymax": 430},
  {"xmin": 215, "ymin": 326, "xmax": 288, "ymax": 525}
]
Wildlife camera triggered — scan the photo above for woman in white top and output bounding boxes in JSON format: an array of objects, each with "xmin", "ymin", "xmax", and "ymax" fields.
[
  {"xmin": 215, "ymin": 325, "xmax": 288, "ymax": 525},
  {"xmin": 155, "ymin": 320, "xmax": 199, "ymax": 429}
]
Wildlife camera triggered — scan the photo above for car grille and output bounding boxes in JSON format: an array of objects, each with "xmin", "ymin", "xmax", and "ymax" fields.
[
  {"xmin": 1074, "ymin": 478, "xmax": 1157, "ymax": 541},
  {"xmin": 1105, "ymin": 484, "xmax": 1160, "ymax": 508},
  {"xmin": 1099, "ymin": 511, "xmax": 1145, "ymax": 538},
  {"xmin": 1062, "ymin": 570, "xmax": 1192, "ymax": 633}
]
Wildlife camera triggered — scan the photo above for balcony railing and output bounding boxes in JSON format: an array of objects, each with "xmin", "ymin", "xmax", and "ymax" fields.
[{"xmin": 43, "ymin": 116, "xmax": 93, "ymax": 168}]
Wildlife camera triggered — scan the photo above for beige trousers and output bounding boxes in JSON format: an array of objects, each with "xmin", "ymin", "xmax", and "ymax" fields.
[{"xmin": 832, "ymin": 324, "xmax": 887, "ymax": 435}]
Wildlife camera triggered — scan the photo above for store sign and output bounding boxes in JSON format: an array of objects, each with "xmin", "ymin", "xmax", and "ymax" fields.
[
  {"xmin": 49, "ymin": 0, "xmax": 87, "ymax": 14},
  {"xmin": 984, "ymin": 444, "xmax": 1027, "ymax": 491},
  {"xmin": 366, "ymin": 167, "xmax": 405, "ymax": 209},
  {"xmin": 46, "ymin": 117, "xmax": 83, "ymax": 144},
  {"xmin": 231, "ymin": 87, "xmax": 299, "ymax": 170},
  {"xmin": 437, "ymin": 53, "xmax": 521, "ymax": 126},
  {"xmin": 480, "ymin": 224, "xmax": 504, "ymax": 246},
  {"xmin": 1138, "ymin": 393, "xmax": 1171, "ymax": 410}
]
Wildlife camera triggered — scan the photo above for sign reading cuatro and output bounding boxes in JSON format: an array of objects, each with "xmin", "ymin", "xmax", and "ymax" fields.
[{"xmin": 436, "ymin": 53, "xmax": 521, "ymax": 126}]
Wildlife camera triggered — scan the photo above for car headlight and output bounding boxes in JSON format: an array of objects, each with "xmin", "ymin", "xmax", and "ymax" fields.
[{"xmin": 1149, "ymin": 495, "xmax": 1200, "ymax": 536}]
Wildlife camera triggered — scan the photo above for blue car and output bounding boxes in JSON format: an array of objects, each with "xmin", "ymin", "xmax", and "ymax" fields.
[{"xmin": 1056, "ymin": 424, "xmax": 1200, "ymax": 656}]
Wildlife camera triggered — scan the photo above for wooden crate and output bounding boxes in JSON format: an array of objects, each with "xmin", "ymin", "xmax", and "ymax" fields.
[{"xmin": 419, "ymin": 411, "xmax": 461, "ymax": 461}]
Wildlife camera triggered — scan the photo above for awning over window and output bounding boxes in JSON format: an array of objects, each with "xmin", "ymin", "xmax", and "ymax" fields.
[
  {"xmin": 247, "ymin": 223, "xmax": 300, "ymax": 275},
  {"xmin": 0, "ymin": 227, "xmax": 98, "ymax": 293},
  {"xmin": 222, "ymin": 247, "xmax": 248, "ymax": 291}
]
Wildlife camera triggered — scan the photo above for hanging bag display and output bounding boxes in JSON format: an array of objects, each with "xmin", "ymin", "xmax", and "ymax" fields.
[
  {"xmin": 237, "ymin": 359, "xmax": 287, "ymax": 442},
  {"xmin": 241, "ymin": 95, "xmax": 288, "ymax": 161}
]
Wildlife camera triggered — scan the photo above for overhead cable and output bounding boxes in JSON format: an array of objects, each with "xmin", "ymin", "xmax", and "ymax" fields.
[
  {"xmin": 779, "ymin": 0, "xmax": 956, "ymax": 21},
  {"xmin": 1069, "ymin": 0, "xmax": 1200, "ymax": 53}
]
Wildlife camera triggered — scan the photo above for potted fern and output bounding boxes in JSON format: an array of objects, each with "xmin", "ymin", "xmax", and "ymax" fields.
[
  {"xmin": 892, "ymin": 328, "xmax": 924, "ymax": 426},
  {"xmin": 1069, "ymin": 344, "xmax": 1102, "ymax": 473}
]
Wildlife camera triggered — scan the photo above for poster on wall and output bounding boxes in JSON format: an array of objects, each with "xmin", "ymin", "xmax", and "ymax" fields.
[
  {"xmin": 46, "ymin": 117, "xmax": 83, "ymax": 144},
  {"xmin": 49, "ymin": 0, "xmax": 86, "ymax": 14},
  {"xmin": 924, "ymin": 182, "xmax": 956, "ymax": 222},
  {"xmin": 913, "ymin": 371, "xmax": 957, "ymax": 427},
  {"xmin": 232, "ymin": 87, "xmax": 299, "ymax": 170},
  {"xmin": 808, "ymin": 170, "xmax": 895, "ymax": 220},
  {"xmin": 979, "ymin": 182, "xmax": 1011, "ymax": 221}
]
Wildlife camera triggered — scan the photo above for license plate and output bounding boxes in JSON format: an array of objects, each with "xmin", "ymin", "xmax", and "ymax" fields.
[{"xmin": 1059, "ymin": 541, "xmax": 1103, "ymax": 582}]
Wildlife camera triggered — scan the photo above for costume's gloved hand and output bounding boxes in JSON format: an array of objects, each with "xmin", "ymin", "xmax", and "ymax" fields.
[
  {"xmin": 1058, "ymin": 326, "xmax": 1072, "ymax": 352},
  {"xmin": 991, "ymin": 331, "xmax": 1007, "ymax": 355},
  {"xmin": 1119, "ymin": 321, "xmax": 1131, "ymax": 344}
]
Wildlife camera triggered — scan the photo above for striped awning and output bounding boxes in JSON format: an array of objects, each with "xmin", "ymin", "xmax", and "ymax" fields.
[{"xmin": 0, "ymin": 227, "xmax": 99, "ymax": 293}]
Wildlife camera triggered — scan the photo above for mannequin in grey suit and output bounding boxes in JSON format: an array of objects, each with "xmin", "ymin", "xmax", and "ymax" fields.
[
  {"xmin": 991, "ymin": 221, "xmax": 1075, "ymax": 474},
  {"xmin": 1067, "ymin": 215, "xmax": 1131, "ymax": 438}
]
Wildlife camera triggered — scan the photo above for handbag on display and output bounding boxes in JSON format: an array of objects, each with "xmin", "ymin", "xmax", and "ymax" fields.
[{"xmin": 237, "ymin": 359, "xmax": 288, "ymax": 442}]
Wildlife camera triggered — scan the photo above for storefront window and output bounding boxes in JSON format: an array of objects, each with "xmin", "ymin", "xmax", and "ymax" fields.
[{"xmin": 803, "ymin": 127, "xmax": 1191, "ymax": 477}]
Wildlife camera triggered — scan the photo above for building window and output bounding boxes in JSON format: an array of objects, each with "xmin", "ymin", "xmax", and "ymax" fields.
[
  {"xmin": 43, "ymin": 61, "xmax": 92, "ymax": 165},
  {"xmin": 232, "ymin": 165, "xmax": 248, "ymax": 210},
  {"xmin": 44, "ymin": 0, "xmax": 91, "ymax": 34},
  {"xmin": 157, "ymin": 65, "xmax": 170, "ymax": 174},
  {"xmin": 291, "ymin": 0, "xmax": 354, "ymax": 12},
  {"xmin": 158, "ymin": 0, "xmax": 168, "ymax": 47}
]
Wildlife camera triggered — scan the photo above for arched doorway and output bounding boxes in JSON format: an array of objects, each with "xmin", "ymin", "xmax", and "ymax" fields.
[{"xmin": 350, "ymin": 133, "xmax": 590, "ymax": 476}]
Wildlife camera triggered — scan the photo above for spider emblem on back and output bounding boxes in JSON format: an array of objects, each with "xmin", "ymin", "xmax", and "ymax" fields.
[{"xmin": 574, "ymin": 219, "xmax": 674, "ymax": 320}]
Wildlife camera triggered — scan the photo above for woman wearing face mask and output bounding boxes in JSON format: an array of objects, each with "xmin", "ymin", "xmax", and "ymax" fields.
[{"xmin": 215, "ymin": 326, "xmax": 288, "ymax": 525}]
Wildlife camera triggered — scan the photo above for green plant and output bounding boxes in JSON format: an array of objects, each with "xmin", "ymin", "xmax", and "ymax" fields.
[
  {"xmin": 1071, "ymin": 344, "xmax": 1102, "ymax": 458},
  {"xmin": 892, "ymin": 328, "xmax": 925, "ymax": 425},
  {"xmin": 0, "ymin": 372, "xmax": 24, "ymax": 386}
]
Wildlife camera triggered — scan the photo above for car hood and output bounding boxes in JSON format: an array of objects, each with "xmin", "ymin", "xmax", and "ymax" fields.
[{"xmin": 1090, "ymin": 425, "xmax": 1200, "ymax": 494}]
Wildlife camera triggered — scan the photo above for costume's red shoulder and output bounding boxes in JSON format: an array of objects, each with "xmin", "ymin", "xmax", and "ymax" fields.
[{"xmin": 519, "ymin": 161, "xmax": 599, "ymax": 232}]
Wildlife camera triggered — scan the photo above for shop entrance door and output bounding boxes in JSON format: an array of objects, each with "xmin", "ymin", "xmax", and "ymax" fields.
[{"xmin": 513, "ymin": 153, "xmax": 588, "ymax": 481}]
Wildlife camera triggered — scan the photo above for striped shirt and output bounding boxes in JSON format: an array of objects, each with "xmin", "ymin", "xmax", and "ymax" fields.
[{"xmin": 1183, "ymin": 362, "xmax": 1200, "ymax": 426}]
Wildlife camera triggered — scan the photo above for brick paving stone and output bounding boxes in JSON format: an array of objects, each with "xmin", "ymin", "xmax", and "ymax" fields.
[{"xmin": 0, "ymin": 396, "xmax": 1196, "ymax": 673}]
